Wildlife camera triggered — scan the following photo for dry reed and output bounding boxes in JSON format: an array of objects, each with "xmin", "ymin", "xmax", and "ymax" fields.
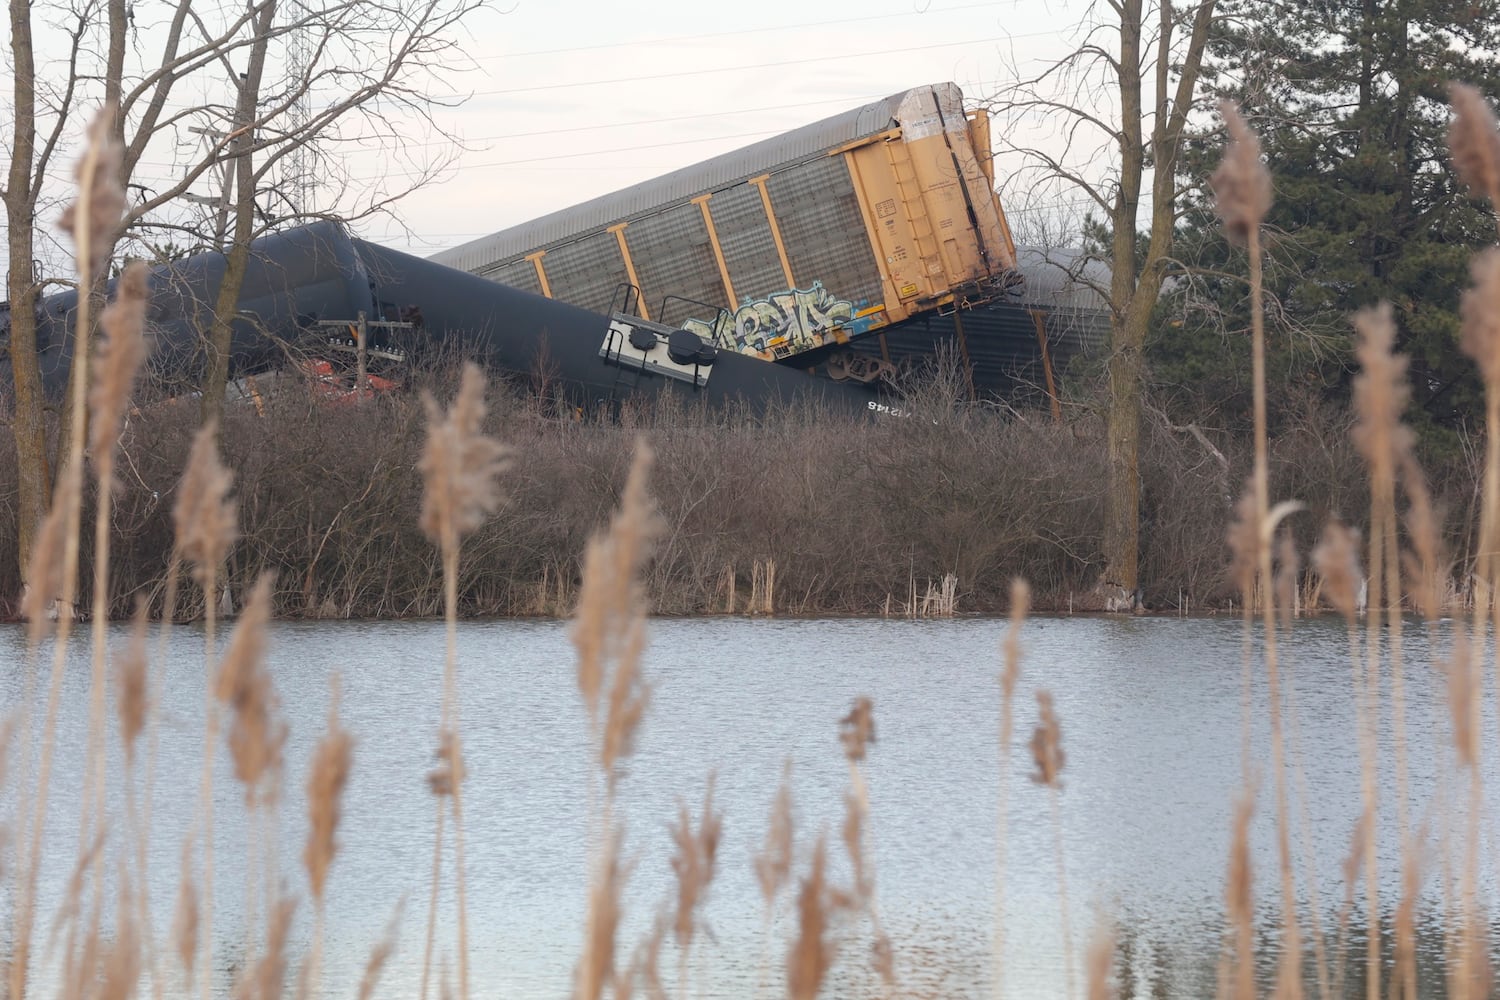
[
  {"xmin": 356, "ymin": 904, "xmax": 404, "ymax": 1000},
  {"xmin": 417, "ymin": 361, "xmax": 509, "ymax": 1000},
  {"xmin": 1214, "ymin": 102, "xmax": 1308, "ymax": 1000},
  {"xmin": 303, "ymin": 677, "xmax": 354, "ymax": 998},
  {"xmin": 304, "ymin": 680, "xmax": 353, "ymax": 901},
  {"xmin": 669, "ymin": 776, "xmax": 722, "ymax": 998},
  {"xmin": 216, "ymin": 574, "xmax": 284, "ymax": 803},
  {"xmin": 9, "ymin": 107, "xmax": 130, "ymax": 1000},
  {"xmin": 787, "ymin": 836, "xmax": 832, "ymax": 1000},
  {"xmin": 172, "ymin": 858, "xmax": 199, "ymax": 986},
  {"xmin": 755, "ymin": 762, "xmax": 794, "ymax": 907},
  {"xmin": 578, "ymin": 831, "xmax": 628, "ymax": 1000},
  {"xmin": 1085, "ymin": 916, "xmax": 1116, "ymax": 1000},
  {"xmin": 235, "ymin": 895, "xmax": 296, "ymax": 1000},
  {"xmin": 1449, "ymin": 82, "xmax": 1500, "ymax": 231},
  {"xmin": 84, "ymin": 260, "xmax": 148, "ymax": 866},
  {"xmin": 175, "ymin": 417, "xmax": 239, "ymax": 1000},
  {"xmin": 1028, "ymin": 690, "xmax": 1072, "ymax": 998},
  {"xmin": 753, "ymin": 762, "xmax": 794, "ymax": 998},
  {"xmin": 837, "ymin": 697, "xmax": 893, "ymax": 994},
  {"xmin": 572, "ymin": 443, "xmax": 659, "ymax": 1000},
  {"xmin": 994, "ymin": 579, "xmax": 1028, "ymax": 1000},
  {"xmin": 1225, "ymin": 788, "xmax": 1255, "ymax": 1000}
]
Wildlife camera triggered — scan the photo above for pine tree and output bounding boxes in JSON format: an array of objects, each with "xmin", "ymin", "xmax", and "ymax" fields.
[{"xmin": 1167, "ymin": 0, "xmax": 1500, "ymax": 439}]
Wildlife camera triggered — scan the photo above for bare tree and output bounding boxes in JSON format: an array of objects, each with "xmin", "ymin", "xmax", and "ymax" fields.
[
  {"xmin": 3, "ymin": 0, "xmax": 482, "ymax": 596},
  {"xmin": 989, "ymin": 0, "xmax": 1218, "ymax": 605}
]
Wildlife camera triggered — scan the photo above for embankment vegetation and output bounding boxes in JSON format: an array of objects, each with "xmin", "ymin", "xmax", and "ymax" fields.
[{"xmin": 0, "ymin": 359, "xmax": 1481, "ymax": 619}]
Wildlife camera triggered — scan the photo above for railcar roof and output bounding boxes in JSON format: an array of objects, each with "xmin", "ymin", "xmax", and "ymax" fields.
[{"xmin": 429, "ymin": 83, "xmax": 958, "ymax": 275}]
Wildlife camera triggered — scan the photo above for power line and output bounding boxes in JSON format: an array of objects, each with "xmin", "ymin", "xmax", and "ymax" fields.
[
  {"xmin": 481, "ymin": 1, "xmax": 1012, "ymax": 60},
  {"xmin": 471, "ymin": 36, "xmax": 1009, "ymax": 97},
  {"xmin": 336, "ymin": 128, "xmax": 792, "ymax": 182}
]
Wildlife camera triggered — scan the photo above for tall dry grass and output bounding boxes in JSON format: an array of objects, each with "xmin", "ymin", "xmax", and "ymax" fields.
[{"xmin": 9, "ymin": 78, "xmax": 1500, "ymax": 1000}]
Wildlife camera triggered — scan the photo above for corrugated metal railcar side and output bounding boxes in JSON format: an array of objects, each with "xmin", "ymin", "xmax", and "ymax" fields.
[{"xmin": 431, "ymin": 82, "xmax": 1017, "ymax": 364}]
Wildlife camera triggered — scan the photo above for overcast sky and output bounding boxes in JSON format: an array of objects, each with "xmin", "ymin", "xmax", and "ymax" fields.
[
  {"xmin": 1, "ymin": 0, "xmax": 1109, "ymax": 273},
  {"xmin": 345, "ymin": 0, "xmax": 1100, "ymax": 258}
]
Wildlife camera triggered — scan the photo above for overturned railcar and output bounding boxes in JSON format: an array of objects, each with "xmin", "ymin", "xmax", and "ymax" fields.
[
  {"xmin": 0, "ymin": 222, "xmax": 880, "ymax": 414},
  {"xmin": 355, "ymin": 239, "xmax": 882, "ymax": 411},
  {"xmin": 13, "ymin": 222, "xmax": 373, "ymax": 394},
  {"xmin": 432, "ymin": 83, "xmax": 1023, "ymax": 365}
]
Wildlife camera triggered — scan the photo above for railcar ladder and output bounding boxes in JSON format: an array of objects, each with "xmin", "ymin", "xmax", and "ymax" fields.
[{"xmin": 885, "ymin": 140, "xmax": 942, "ymax": 299}]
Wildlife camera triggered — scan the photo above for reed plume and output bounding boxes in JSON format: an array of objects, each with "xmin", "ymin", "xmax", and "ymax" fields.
[
  {"xmin": 304, "ymin": 681, "xmax": 353, "ymax": 902},
  {"xmin": 636, "ymin": 912, "xmax": 669, "ymax": 1000},
  {"xmin": 1225, "ymin": 790, "xmax": 1255, "ymax": 1000},
  {"xmin": 755, "ymin": 762, "xmax": 794, "ymax": 907},
  {"xmin": 175, "ymin": 418, "xmax": 239, "ymax": 1000},
  {"xmin": 787, "ymin": 836, "xmax": 832, "ymax": 1000},
  {"xmin": 58, "ymin": 107, "xmax": 125, "ymax": 284},
  {"xmin": 1211, "ymin": 101, "xmax": 1273, "ymax": 246},
  {"xmin": 89, "ymin": 261, "xmax": 148, "ymax": 471},
  {"xmin": 995, "ymin": 579, "xmax": 1029, "ymax": 1000},
  {"xmin": 10, "ymin": 107, "xmax": 129, "ymax": 1000},
  {"xmin": 116, "ymin": 599, "xmax": 150, "ymax": 764},
  {"xmin": 1028, "ymin": 691, "xmax": 1064, "ymax": 788},
  {"xmin": 578, "ymin": 831, "xmax": 627, "ymax": 1000},
  {"xmin": 100, "ymin": 882, "xmax": 141, "ymax": 1000},
  {"xmin": 669, "ymin": 776, "xmax": 721, "ymax": 998},
  {"xmin": 216, "ymin": 574, "xmax": 284, "ymax": 803},
  {"xmin": 418, "ymin": 362, "xmax": 509, "ymax": 552},
  {"xmin": 235, "ymin": 895, "xmax": 296, "ymax": 1000},
  {"xmin": 1085, "ymin": 916, "xmax": 1116, "ymax": 1000},
  {"xmin": 573, "ymin": 441, "xmax": 660, "ymax": 744},
  {"xmin": 175, "ymin": 420, "xmax": 238, "ymax": 587},
  {"xmin": 1215, "ymin": 103, "xmax": 1308, "ymax": 1000},
  {"xmin": 753, "ymin": 761, "xmax": 794, "ymax": 998},
  {"xmin": 356, "ymin": 904, "xmax": 403, "ymax": 1000},
  {"xmin": 1029, "ymin": 690, "xmax": 1073, "ymax": 997},
  {"xmin": 572, "ymin": 443, "xmax": 659, "ymax": 1000},
  {"xmin": 836, "ymin": 697, "xmax": 893, "ymax": 991},
  {"xmin": 172, "ymin": 859, "xmax": 199, "ymax": 985},
  {"xmin": 1312, "ymin": 522, "xmax": 1362, "ymax": 623},
  {"xmin": 303, "ymin": 679, "xmax": 353, "ymax": 999},
  {"xmin": 1449, "ymin": 83, "xmax": 1500, "ymax": 226},
  {"xmin": 417, "ymin": 361, "xmax": 509, "ymax": 1000},
  {"xmin": 839, "ymin": 697, "xmax": 875, "ymax": 764}
]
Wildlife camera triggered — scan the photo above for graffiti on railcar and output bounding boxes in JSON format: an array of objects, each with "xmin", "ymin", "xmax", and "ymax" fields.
[{"xmin": 684, "ymin": 281, "xmax": 884, "ymax": 359}]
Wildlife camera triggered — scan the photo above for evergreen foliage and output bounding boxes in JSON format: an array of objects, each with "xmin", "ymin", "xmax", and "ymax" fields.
[{"xmin": 1166, "ymin": 0, "xmax": 1500, "ymax": 442}]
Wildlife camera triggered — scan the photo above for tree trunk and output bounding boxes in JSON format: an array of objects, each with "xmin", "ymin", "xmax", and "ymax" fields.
[
  {"xmin": 6, "ymin": 0, "xmax": 48, "ymax": 597},
  {"xmin": 1096, "ymin": 0, "xmax": 1216, "ymax": 603},
  {"xmin": 1101, "ymin": 0, "xmax": 1146, "ymax": 600},
  {"xmin": 1104, "ymin": 318, "xmax": 1147, "ymax": 595},
  {"xmin": 199, "ymin": 0, "xmax": 277, "ymax": 429}
]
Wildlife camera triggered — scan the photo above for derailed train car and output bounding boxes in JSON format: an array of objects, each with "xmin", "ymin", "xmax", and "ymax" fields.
[
  {"xmin": 0, "ymin": 221, "xmax": 881, "ymax": 414},
  {"xmin": 433, "ymin": 83, "xmax": 1027, "ymax": 367}
]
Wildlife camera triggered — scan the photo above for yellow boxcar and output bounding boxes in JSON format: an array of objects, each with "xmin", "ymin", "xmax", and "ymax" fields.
[{"xmin": 432, "ymin": 83, "xmax": 1020, "ymax": 365}]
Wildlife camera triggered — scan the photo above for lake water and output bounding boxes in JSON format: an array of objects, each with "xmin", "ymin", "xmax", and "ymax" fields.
[{"xmin": 0, "ymin": 614, "xmax": 1490, "ymax": 998}]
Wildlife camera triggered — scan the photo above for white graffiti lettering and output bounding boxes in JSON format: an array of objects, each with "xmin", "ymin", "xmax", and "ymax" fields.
[{"xmin": 685, "ymin": 281, "xmax": 859, "ymax": 356}]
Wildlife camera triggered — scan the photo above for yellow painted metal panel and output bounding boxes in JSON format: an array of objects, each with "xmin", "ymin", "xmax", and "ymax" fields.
[
  {"xmin": 525, "ymin": 251, "xmax": 552, "ymax": 298},
  {"xmin": 966, "ymin": 110, "xmax": 995, "ymax": 188},
  {"xmin": 879, "ymin": 139, "xmax": 942, "ymax": 301},
  {"xmin": 608, "ymin": 224, "xmax": 650, "ymax": 320},
  {"xmin": 841, "ymin": 149, "xmax": 910, "ymax": 325},
  {"xmin": 750, "ymin": 177, "xmax": 796, "ymax": 287},
  {"xmin": 691, "ymin": 194, "xmax": 737, "ymax": 306}
]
